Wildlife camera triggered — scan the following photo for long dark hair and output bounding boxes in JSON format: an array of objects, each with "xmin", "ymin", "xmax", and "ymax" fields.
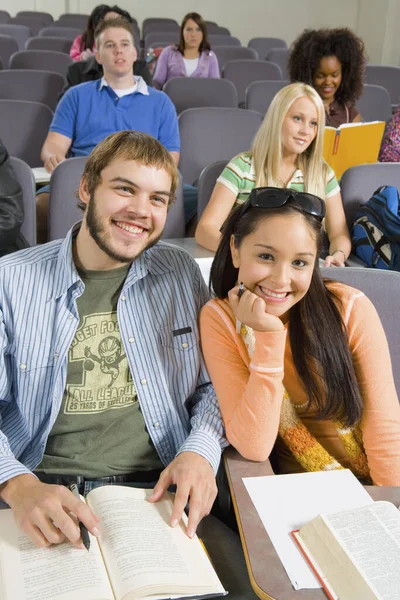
[
  {"xmin": 211, "ymin": 202, "xmax": 363, "ymax": 427},
  {"xmin": 288, "ymin": 28, "xmax": 365, "ymax": 104},
  {"xmin": 80, "ymin": 4, "xmax": 134, "ymax": 52},
  {"xmin": 177, "ymin": 12, "xmax": 210, "ymax": 54}
]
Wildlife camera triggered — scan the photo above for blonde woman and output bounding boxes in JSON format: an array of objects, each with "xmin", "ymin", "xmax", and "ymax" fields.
[{"xmin": 195, "ymin": 83, "xmax": 351, "ymax": 267}]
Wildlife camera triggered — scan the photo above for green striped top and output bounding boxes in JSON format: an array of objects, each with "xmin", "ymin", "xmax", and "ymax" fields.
[{"xmin": 217, "ymin": 152, "xmax": 340, "ymax": 205}]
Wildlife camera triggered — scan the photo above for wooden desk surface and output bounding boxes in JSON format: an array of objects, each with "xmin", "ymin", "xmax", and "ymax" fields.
[{"xmin": 224, "ymin": 447, "xmax": 400, "ymax": 600}]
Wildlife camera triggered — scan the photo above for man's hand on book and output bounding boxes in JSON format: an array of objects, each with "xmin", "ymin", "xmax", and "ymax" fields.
[
  {"xmin": 0, "ymin": 474, "xmax": 100, "ymax": 549},
  {"xmin": 148, "ymin": 451, "xmax": 217, "ymax": 539}
]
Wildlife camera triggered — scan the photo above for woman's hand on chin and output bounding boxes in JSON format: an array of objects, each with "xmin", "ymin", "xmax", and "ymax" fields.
[{"xmin": 228, "ymin": 285, "xmax": 285, "ymax": 333}]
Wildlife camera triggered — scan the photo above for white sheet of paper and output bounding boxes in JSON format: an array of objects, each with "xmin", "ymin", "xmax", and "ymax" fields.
[
  {"xmin": 243, "ymin": 469, "xmax": 373, "ymax": 590},
  {"xmin": 31, "ymin": 167, "xmax": 51, "ymax": 184}
]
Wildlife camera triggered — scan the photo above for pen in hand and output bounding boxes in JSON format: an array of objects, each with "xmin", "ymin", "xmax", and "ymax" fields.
[
  {"xmin": 236, "ymin": 282, "xmax": 245, "ymax": 333},
  {"xmin": 69, "ymin": 483, "xmax": 91, "ymax": 551}
]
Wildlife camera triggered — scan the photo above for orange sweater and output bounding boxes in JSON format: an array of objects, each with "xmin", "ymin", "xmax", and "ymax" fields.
[{"xmin": 200, "ymin": 282, "xmax": 400, "ymax": 485}]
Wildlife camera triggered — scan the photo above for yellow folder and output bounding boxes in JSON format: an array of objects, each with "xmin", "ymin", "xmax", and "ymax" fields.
[{"xmin": 323, "ymin": 121, "xmax": 385, "ymax": 179}]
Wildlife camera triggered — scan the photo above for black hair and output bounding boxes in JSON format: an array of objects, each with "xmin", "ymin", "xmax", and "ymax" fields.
[
  {"xmin": 288, "ymin": 28, "xmax": 365, "ymax": 104},
  {"xmin": 80, "ymin": 4, "xmax": 134, "ymax": 53},
  {"xmin": 177, "ymin": 12, "xmax": 210, "ymax": 54},
  {"xmin": 211, "ymin": 201, "xmax": 363, "ymax": 427}
]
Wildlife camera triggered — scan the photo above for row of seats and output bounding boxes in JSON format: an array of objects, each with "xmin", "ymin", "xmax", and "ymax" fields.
[
  {"xmin": 0, "ymin": 52, "xmax": 393, "ymax": 123},
  {"xmin": 0, "ymin": 78, "xmax": 394, "ymax": 171},
  {"xmin": 12, "ymin": 149, "xmax": 400, "ymax": 253}
]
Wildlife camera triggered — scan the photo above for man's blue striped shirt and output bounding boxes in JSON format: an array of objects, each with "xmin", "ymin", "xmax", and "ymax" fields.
[{"xmin": 0, "ymin": 229, "xmax": 227, "ymax": 484}]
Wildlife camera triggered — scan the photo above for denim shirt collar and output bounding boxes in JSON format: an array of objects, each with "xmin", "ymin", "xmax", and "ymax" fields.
[{"xmin": 52, "ymin": 226, "xmax": 174, "ymax": 300}]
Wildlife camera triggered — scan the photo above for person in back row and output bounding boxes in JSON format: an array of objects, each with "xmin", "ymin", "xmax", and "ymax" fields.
[
  {"xmin": 0, "ymin": 130, "xmax": 257, "ymax": 599},
  {"xmin": 70, "ymin": 3, "xmax": 133, "ymax": 61},
  {"xmin": 288, "ymin": 28, "xmax": 365, "ymax": 127},
  {"xmin": 37, "ymin": 17, "xmax": 179, "ymax": 241},
  {"xmin": 153, "ymin": 12, "xmax": 220, "ymax": 90},
  {"xmin": 195, "ymin": 83, "xmax": 351, "ymax": 266}
]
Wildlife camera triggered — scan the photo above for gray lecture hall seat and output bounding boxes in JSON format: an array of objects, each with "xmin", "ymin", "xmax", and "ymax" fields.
[
  {"xmin": 48, "ymin": 159, "xmax": 185, "ymax": 240},
  {"xmin": 0, "ymin": 70, "xmax": 65, "ymax": 110},
  {"xmin": 0, "ymin": 24, "xmax": 31, "ymax": 50},
  {"xmin": 144, "ymin": 31, "xmax": 178, "ymax": 52},
  {"xmin": 25, "ymin": 36, "xmax": 72, "ymax": 54},
  {"xmin": 356, "ymin": 84, "xmax": 392, "ymax": 123},
  {"xmin": 265, "ymin": 48, "xmax": 290, "ymax": 80},
  {"xmin": 48, "ymin": 157, "xmax": 87, "ymax": 241},
  {"xmin": 144, "ymin": 22, "xmax": 180, "ymax": 34},
  {"xmin": 17, "ymin": 11, "xmax": 53, "ymax": 26},
  {"xmin": 245, "ymin": 79, "xmax": 289, "ymax": 114},
  {"xmin": 163, "ymin": 77, "xmax": 238, "ymax": 114},
  {"xmin": 142, "ymin": 17, "xmax": 178, "ymax": 37},
  {"xmin": 9, "ymin": 156, "xmax": 36, "ymax": 247},
  {"xmin": 213, "ymin": 46, "xmax": 258, "ymax": 72},
  {"xmin": 0, "ymin": 35, "xmax": 18, "ymax": 68},
  {"xmin": 9, "ymin": 50, "xmax": 73, "ymax": 77},
  {"xmin": 222, "ymin": 59, "xmax": 282, "ymax": 107},
  {"xmin": 57, "ymin": 14, "xmax": 89, "ymax": 30},
  {"xmin": 0, "ymin": 11, "xmax": 10, "ymax": 23},
  {"xmin": 206, "ymin": 25, "xmax": 230, "ymax": 35},
  {"xmin": 364, "ymin": 65, "xmax": 400, "ymax": 110},
  {"xmin": 320, "ymin": 267, "xmax": 400, "ymax": 396},
  {"xmin": 197, "ymin": 160, "xmax": 228, "ymax": 219},
  {"xmin": 161, "ymin": 173, "xmax": 185, "ymax": 239},
  {"xmin": 208, "ymin": 34, "xmax": 241, "ymax": 47},
  {"xmin": 0, "ymin": 99, "xmax": 53, "ymax": 168},
  {"xmin": 142, "ymin": 17, "xmax": 178, "ymax": 38},
  {"xmin": 248, "ymin": 37, "xmax": 287, "ymax": 60},
  {"xmin": 340, "ymin": 163, "xmax": 400, "ymax": 230},
  {"xmin": 178, "ymin": 107, "xmax": 263, "ymax": 185},
  {"xmin": 39, "ymin": 26, "xmax": 82, "ymax": 40},
  {"xmin": 8, "ymin": 16, "xmax": 47, "ymax": 37}
]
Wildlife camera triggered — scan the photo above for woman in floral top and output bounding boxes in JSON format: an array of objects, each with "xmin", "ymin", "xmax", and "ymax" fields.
[{"xmin": 379, "ymin": 105, "xmax": 400, "ymax": 162}]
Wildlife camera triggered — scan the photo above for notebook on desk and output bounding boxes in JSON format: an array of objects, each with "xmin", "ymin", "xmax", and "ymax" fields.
[{"xmin": 242, "ymin": 469, "xmax": 373, "ymax": 590}]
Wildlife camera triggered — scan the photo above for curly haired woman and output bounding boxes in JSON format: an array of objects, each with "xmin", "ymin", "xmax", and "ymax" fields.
[{"xmin": 288, "ymin": 28, "xmax": 366, "ymax": 127}]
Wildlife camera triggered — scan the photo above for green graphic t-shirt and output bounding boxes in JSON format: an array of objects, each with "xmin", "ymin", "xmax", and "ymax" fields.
[{"xmin": 37, "ymin": 264, "xmax": 164, "ymax": 477}]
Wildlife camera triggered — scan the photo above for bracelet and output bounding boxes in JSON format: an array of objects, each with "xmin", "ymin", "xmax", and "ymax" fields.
[{"xmin": 332, "ymin": 249, "xmax": 347, "ymax": 260}]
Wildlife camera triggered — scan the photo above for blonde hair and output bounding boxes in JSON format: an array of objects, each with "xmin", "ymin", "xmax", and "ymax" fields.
[{"xmin": 251, "ymin": 82, "xmax": 328, "ymax": 199}]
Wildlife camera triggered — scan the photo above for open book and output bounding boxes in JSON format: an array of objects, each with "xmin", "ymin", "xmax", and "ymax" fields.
[
  {"xmin": 0, "ymin": 485, "xmax": 226, "ymax": 600},
  {"xmin": 292, "ymin": 501, "xmax": 400, "ymax": 600},
  {"xmin": 323, "ymin": 121, "xmax": 385, "ymax": 179}
]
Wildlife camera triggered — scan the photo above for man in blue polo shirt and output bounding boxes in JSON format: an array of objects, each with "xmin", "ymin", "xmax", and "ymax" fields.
[
  {"xmin": 41, "ymin": 17, "xmax": 180, "ymax": 170},
  {"xmin": 37, "ymin": 17, "xmax": 180, "ymax": 241}
]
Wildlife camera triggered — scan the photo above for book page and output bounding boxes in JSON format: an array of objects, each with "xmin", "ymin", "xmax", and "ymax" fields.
[
  {"xmin": 243, "ymin": 469, "xmax": 373, "ymax": 590},
  {"xmin": 324, "ymin": 502, "xmax": 400, "ymax": 599},
  {"xmin": 31, "ymin": 167, "xmax": 51, "ymax": 184},
  {"xmin": 0, "ymin": 509, "xmax": 114, "ymax": 600},
  {"xmin": 87, "ymin": 486, "xmax": 225, "ymax": 600}
]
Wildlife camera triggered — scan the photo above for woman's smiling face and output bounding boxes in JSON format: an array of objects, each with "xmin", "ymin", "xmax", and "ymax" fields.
[{"xmin": 231, "ymin": 212, "xmax": 318, "ymax": 321}]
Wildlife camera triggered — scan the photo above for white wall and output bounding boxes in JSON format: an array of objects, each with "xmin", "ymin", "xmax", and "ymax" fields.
[{"xmin": 3, "ymin": 0, "xmax": 399, "ymax": 64}]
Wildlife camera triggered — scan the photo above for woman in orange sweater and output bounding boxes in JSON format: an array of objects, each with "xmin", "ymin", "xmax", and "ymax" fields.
[{"xmin": 200, "ymin": 188, "xmax": 400, "ymax": 486}]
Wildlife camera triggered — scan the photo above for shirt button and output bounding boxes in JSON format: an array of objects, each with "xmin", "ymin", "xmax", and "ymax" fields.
[
  {"xmin": 181, "ymin": 342, "xmax": 188, "ymax": 349},
  {"xmin": 20, "ymin": 363, "xmax": 27, "ymax": 371},
  {"xmin": 153, "ymin": 421, "xmax": 159, "ymax": 428},
  {"xmin": 140, "ymin": 378, "xmax": 147, "ymax": 385},
  {"xmin": 54, "ymin": 352, "xmax": 59, "ymax": 359},
  {"xmin": 128, "ymin": 337, "xmax": 135, "ymax": 343},
  {"xmin": 68, "ymin": 314, "xmax": 74, "ymax": 320},
  {"xmin": 121, "ymin": 295, "xmax": 126, "ymax": 302}
]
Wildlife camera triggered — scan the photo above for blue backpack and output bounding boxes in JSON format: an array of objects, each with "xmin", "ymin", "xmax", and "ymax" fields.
[{"xmin": 351, "ymin": 185, "xmax": 400, "ymax": 271}]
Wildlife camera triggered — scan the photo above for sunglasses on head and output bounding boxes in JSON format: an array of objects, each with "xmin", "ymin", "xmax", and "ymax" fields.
[{"xmin": 244, "ymin": 187, "xmax": 326, "ymax": 220}]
